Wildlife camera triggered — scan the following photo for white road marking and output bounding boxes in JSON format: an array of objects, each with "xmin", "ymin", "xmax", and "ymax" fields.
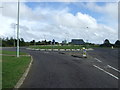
[
  {"xmin": 94, "ymin": 58, "xmax": 102, "ymax": 62},
  {"xmin": 107, "ymin": 65, "xmax": 120, "ymax": 73},
  {"xmin": 93, "ymin": 65, "xmax": 119, "ymax": 80}
]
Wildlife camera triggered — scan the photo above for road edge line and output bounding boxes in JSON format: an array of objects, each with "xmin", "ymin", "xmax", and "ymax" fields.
[{"xmin": 14, "ymin": 55, "xmax": 33, "ymax": 88}]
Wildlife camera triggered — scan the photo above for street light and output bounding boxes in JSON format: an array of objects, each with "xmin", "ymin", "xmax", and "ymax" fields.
[{"xmin": 17, "ymin": 0, "xmax": 20, "ymax": 57}]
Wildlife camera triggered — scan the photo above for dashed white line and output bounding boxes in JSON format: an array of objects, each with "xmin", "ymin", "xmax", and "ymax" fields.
[
  {"xmin": 93, "ymin": 65, "xmax": 119, "ymax": 80},
  {"xmin": 107, "ymin": 65, "xmax": 120, "ymax": 73},
  {"xmin": 94, "ymin": 58, "xmax": 102, "ymax": 62}
]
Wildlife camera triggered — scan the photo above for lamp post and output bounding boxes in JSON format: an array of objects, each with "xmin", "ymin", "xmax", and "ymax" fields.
[{"xmin": 17, "ymin": 0, "xmax": 20, "ymax": 57}]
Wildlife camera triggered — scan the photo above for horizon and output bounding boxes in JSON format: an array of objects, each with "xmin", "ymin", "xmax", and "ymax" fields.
[{"xmin": 1, "ymin": 36, "xmax": 119, "ymax": 44}]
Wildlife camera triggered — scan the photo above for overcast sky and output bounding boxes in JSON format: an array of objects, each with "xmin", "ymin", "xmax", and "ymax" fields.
[{"xmin": 0, "ymin": 1, "xmax": 118, "ymax": 44}]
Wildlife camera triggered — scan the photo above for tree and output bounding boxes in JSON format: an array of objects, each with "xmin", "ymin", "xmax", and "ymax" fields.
[
  {"xmin": 36, "ymin": 41, "xmax": 41, "ymax": 45},
  {"xmin": 115, "ymin": 40, "xmax": 120, "ymax": 47},
  {"xmin": 20, "ymin": 38, "xmax": 26, "ymax": 46},
  {"xmin": 48, "ymin": 41, "xmax": 52, "ymax": 45},
  {"xmin": 100, "ymin": 39, "xmax": 112, "ymax": 47},
  {"xmin": 1, "ymin": 37, "xmax": 29, "ymax": 47},
  {"xmin": 104, "ymin": 39, "xmax": 110, "ymax": 44},
  {"xmin": 8, "ymin": 37, "xmax": 14, "ymax": 46},
  {"xmin": 30, "ymin": 40, "xmax": 35, "ymax": 45}
]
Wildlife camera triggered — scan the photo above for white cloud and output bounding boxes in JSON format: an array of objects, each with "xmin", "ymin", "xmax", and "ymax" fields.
[
  {"xmin": 0, "ymin": 2, "xmax": 118, "ymax": 44},
  {"xmin": 84, "ymin": 2, "xmax": 118, "ymax": 30},
  {"xmin": 85, "ymin": 2, "xmax": 118, "ymax": 19}
]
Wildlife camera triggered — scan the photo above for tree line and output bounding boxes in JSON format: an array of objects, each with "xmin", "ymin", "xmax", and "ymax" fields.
[
  {"xmin": 1, "ymin": 37, "xmax": 29, "ymax": 47},
  {"xmin": 0, "ymin": 37, "xmax": 58, "ymax": 47},
  {"xmin": 100, "ymin": 39, "xmax": 120, "ymax": 48},
  {"xmin": 0, "ymin": 37, "xmax": 120, "ymax": 48}
]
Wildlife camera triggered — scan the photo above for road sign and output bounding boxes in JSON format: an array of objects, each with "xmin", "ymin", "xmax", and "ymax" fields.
[{"xmin": 52, "ymin": 39, "xmax": 55, "ymax": 45}]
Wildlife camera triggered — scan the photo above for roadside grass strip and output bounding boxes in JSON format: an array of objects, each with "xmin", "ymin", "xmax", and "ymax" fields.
[
  {"xmin": 2, "ymin": 51, "xmax": 31, "ymax": 88},
  {"xmin": 1, "ymin": 50, "xmax": 28, "ymax": 55}
]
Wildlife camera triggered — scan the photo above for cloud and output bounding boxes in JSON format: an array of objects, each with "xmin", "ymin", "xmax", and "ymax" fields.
[
  {"xmin": 84, "ymin": 2, "xmax": 118, "ymax": 29},
  {"xmin": 0, "ymin": 2, "xmax": 118, "ymax": 44},
  {"xmin": 85, "ymin": 2, "xmax": 118, "ymax": 19}
]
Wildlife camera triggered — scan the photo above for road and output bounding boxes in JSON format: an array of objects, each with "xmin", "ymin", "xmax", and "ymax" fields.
[
  {"xmin": 87, "ymin": 48, "xmax": 119, "ymax": 69},
  {"xmin": 2, "ymin": 47, "xmax": 119, "ymax": 88}
]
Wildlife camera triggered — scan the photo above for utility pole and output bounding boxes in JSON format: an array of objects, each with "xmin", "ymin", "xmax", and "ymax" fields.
[{"xmin": 17, "ymin": 0, "xmax": 20, "ymax": 57}]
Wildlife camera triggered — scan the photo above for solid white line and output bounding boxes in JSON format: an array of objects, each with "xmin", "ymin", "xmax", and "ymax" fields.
[
  {"xmin": 93, "ymin": 65, "xmax": 119, "ymax": 80},
  {"xmin": 107, "ymin": 65, "xmax": 120, "ymax": 73},
  {"xmin": 94, "ymin": 58, "xmax": 102, "ymax": 62}
]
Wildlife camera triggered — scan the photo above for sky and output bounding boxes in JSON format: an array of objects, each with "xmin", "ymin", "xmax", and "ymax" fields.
[{"xmin": 0, "ymin": 1, "xmax": 118, "ymax": 44}]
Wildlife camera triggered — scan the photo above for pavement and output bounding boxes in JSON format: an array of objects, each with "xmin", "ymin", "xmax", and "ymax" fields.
[{"xmin": 2, "ymin": 47, "xmax": 119, "ymax": 88}]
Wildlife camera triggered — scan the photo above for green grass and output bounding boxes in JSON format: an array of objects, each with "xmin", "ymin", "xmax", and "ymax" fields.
[
  {"xmin": 1, "ymin": 50, "xmax": 28, "ymax": 55},
  {"xmin": 2, "ymin": 51, "xmax": 31, "ymax": 88}
]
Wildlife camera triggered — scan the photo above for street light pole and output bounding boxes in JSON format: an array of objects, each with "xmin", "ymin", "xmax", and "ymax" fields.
[{"xmin": 17, "ymin": 0, "xmax": 20, "ymax": 57}]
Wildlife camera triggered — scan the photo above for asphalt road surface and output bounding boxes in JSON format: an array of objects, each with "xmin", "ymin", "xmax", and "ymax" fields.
[
  {"xmin": 87, "ymin": 48, "xmax": 119, "ymax": 69},
  {"xmin": 2, "ymin": 47, "xmax": 119, "ymax": 88}
]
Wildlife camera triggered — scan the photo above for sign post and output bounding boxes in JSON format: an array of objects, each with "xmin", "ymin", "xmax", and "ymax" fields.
[{"xmin": 52, "ymin": 39, "xmax": 55, "ymax": 51}]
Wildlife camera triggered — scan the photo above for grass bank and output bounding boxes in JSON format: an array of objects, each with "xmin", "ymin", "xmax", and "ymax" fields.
[{"xmin": 2, "ymin": 50, "xmax": 31, "ymax": 88}]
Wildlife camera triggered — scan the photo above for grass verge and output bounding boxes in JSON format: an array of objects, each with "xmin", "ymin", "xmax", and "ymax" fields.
[
  {"xmin": 1, "ymin": 50, "xmax": 28, "ymax": 55},
  {"xmin": 2, "ymin": 50, "xmax": 31, "ymax": 88}
]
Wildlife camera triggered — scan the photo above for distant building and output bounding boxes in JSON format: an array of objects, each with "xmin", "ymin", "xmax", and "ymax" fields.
[
  {"xmin": 62, "ymin": 40, "xmax": 67, "ymax": 45},
  {"xmin": 71, "ymin": 39, "xmax": 85, "ymax": 45}
]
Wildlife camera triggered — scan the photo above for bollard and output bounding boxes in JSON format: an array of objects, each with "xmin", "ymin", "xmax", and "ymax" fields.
[{"xmin": 82, "ymin": 47, "xmax": 87, "ymax": 58}]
